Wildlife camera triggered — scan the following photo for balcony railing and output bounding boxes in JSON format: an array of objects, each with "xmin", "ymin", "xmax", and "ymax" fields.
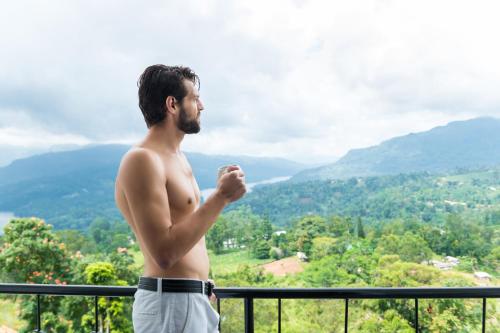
[{"xmin": 1, "ymin": 283, "xmax": 499, "ymax": 333}]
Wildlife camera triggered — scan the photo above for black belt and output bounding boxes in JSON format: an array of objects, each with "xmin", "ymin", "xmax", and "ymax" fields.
[{"xmin": 137, "ymin": 277, "xmax": 214, "ymax": 297}]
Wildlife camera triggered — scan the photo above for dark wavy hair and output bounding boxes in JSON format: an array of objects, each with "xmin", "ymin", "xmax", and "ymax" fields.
[{"xmin": 137, "ymin": 65, "xmax": 200, "ymax": 128}]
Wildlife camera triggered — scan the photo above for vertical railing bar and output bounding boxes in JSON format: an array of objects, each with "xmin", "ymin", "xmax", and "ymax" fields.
[
  {"xmin": 217, "ymin": 298, "xmax": 221, "ymax": 332},
  {"xmin": 36, "ymin": 294, "xmax": 41, "ymax": 332},
  {"xmin": 344, "ymin": 298, "xmax": 348, "ymax": 333},
  {"xmin": 414, "ymin": 298, "xmax": 419, "ymax": 333},
  {"xmin": 278, "ymin": 298, "xmax": 281, "ymax": 333},
  {"xmin": 244, "ymin": 297, "xmax": 254, "ymax": 333},
  {"xmin": 94, "ymin": 296, "xmax": 99, "ymax": 333},
  {"xmin": 482, "ymin": 298, "xmax": 486, "ymax": 333}
]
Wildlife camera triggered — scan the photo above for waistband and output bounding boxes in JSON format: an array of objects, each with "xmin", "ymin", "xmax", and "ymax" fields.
[{"xmin": 137, "ymin": 276, "xmax": 214, "ymax": 297}]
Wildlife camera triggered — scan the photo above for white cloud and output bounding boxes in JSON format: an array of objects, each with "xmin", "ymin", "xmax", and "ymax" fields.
[
  {"xmin": 0, "ymin": 0, "xmax": 499, "ymax": 164},
  {"xmin": 0, "ymin": 126, "xmax": 91, "ymax": 148}
]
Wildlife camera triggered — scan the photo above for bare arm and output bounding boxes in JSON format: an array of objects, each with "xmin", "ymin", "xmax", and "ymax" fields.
[{"xmin": 118, "ymin": 149, "xmax": 245, "ymax": 270}]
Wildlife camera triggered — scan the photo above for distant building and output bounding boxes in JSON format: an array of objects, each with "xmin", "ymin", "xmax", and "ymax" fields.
[
  {"xmin": 297, "ymin": 251, "xmax": 308, "ymax": 262},
  {"xmin": 444, "ymin": 256, "xmax": 460, "ymax": 265},
  {"xmin": 428, "ymin": 256, "xmax": 460, "ymax": 270},
  {"xmin": 474, "ymin": 272, "xmax": 492, "ymax": 280},
  {"xmin": 274, "ymin": 230, "xmax": 287, "ymax": 236},
  {"xmin": 223, "ymin": 238, "xmax": 238, "ymax": 249}
]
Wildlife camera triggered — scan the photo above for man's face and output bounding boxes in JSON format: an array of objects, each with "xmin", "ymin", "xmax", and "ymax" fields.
[{"xmin": 177, "ymin": 80, "xmax": 204, "ymax": 134}]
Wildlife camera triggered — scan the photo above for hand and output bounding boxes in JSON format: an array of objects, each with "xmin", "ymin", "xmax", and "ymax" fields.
[
  {"xmin": 215, "ymin": 165, "xmax": 246, "ymax": 203},
  {"xmin": 208, "ymin": 279, "xmax": 217, "ymax": 303}
]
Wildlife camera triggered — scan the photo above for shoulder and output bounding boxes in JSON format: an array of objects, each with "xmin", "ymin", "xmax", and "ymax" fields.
[{"xmin": 119, "ymin": 147, "xmax": 165, "ymax": 181}]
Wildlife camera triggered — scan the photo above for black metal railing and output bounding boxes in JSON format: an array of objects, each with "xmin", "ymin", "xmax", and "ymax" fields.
[{"xmin": 1, "ymin": 283, "xmax": 499, "ymax": 332}]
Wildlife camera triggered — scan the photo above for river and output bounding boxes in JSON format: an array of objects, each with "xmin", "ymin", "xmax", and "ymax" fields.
[{"xmin": 200, "ymin": 176, "xmax": 291, "ymax": 200}]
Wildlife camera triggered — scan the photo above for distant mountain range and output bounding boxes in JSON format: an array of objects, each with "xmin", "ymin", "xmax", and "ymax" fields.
[
  {"xmin": 292, "ymin": 117, "xmax": 500, "ymax": 182},
  {"xmin": 0, "ymin": 117, "xmax": 498, "ymax": 230},
  {"xmin": 0, "ymin": 145, "xmax": 305, "ymax": 230}
]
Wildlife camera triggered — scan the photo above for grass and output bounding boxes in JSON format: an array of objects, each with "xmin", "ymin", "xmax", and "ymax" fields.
[
  {"xmin": 0, "ymin": 297, "xmax": 23, "ymax": 331},
  {"xmin": 209, "ymin": 249, "xmax": 274, "ymax": 276}
]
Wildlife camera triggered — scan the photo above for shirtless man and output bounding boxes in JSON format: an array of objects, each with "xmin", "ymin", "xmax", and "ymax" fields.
[{"xmin": 114, "ymin": 65, "xmax": 246, "ymax": 332}]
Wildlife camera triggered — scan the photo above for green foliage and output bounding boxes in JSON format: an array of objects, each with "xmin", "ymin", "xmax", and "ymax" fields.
[
  {"xmin": 253, "ymin": 240, "xmax": 271, "ymax": 259},
  {"xmin": 293, "ymin": 215, "xmax": 327, "ymax": 255},
  {"xmin": 269, "ymin": 247, "xmax": 284, "ymax": 260},
  {"xmin": 0, "ymin": 218, "xmax": 73, "ymax": 332},
  {"xmin": 440, "ymin": 214, "xmax": 492, "ymax": 259},
  {"xmin": 310, "ymin": 236, "xmax": 338, "ymax": 260},
  {"xmin": 0, "ymin": 218, "xmax": 72, "ymax": 284},
  {"xmin": 55, "ymin": 229, "xmax": 95, "ymax": 254},
  {"xmin": 85, "ymin": 262, "xmax": 116, "ymax": 285},
  {"xmin": 356, "ymin": 217, "xmax": 366, "ymax": 238},
  {"xmin": 375, "ymin": 232, "xmax": 434, "ymax": 263},
  {"xmin": 359, "ymin": 309, "xmax": 414, "ymax": 333},
  {"xmin": 375, "ymin": 261, "xmax": 441, "ymax": 287},
  {"xmin": 206, "ymin": 206, "xmax": 274, "ymax": 256},
  {"xmin": 303, "ymin": 255, "xmax": 357, "ymax": 287},
  {"xmin": 206, "ymin": 215, "xmax": 228, "ymax": 254},
  {"xmin": 89, "ymin": 218, "xmax": 132, "ymax": 253},
  {"xmin": 1, "ymin": 163, "xmax": 498, "ymax": 332},
  {"xmin": 231, "ymin": 167, "xmax": 500, "ymax": 227}
]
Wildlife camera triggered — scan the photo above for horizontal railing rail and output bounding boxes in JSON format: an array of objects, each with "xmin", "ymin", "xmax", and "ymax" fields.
[{"xmin": 1, "ymin": 283, "xmax": 499, "ymax": 333}]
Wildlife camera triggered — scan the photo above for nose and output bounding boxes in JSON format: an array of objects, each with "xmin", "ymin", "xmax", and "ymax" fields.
[{"xmin": 197, "ymin": 99, "xmax": 204, "ymax": 112}]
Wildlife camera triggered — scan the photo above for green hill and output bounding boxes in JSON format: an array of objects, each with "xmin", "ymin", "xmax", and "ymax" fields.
[
  {"xmin": 231, "ymin": 167, "xmax": 500, "ymax": 227},
  {"xmin": 0, "ymin": 145, "xmax": 305, "ymax": 230},
  {"xmin": 293, "ymin": 117, "xmax": 500, "ymax": 182}
]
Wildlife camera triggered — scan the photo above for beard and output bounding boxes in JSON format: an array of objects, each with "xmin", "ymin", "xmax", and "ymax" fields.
[{"xmin": 177, "ymin": 105, "xmax": 200, "ymax": 134}]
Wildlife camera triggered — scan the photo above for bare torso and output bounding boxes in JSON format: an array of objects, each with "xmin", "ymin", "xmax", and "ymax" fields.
[{"xmin": 115, "ymin": 144, "xmax": 209, "ymax": 280}]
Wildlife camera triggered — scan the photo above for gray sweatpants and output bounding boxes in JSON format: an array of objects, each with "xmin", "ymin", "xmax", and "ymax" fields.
[{"xmin": 132, "ymin": 278, "xmax": 220, "ymax": 332}]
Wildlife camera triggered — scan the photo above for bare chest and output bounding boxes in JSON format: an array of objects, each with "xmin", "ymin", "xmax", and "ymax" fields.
[{"xmin": 164, "ymin": 156, "xmax": 201, "ymax": 218}]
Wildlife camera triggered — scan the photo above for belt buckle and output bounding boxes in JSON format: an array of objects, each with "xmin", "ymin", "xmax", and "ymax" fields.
[{"xmin": 206, "ymin": 280, "xmax": 214, "ymax": 297}]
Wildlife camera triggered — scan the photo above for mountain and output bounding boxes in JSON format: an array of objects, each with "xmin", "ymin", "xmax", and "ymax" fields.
[
  {"xmin": 292, "ymin": 117, "xmax": 500, "ymax": 182},
  {"xmin": 0, "ymin": 145, "xmax": 305, "ymax": 230}
]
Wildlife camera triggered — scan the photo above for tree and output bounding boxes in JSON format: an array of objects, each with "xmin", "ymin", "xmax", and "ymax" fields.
[
  {"xmin": 258, "ymin": 216, "xmax": 273, "ymax": 241},
  {"xmin": 81, "ymin": 262, "xmax": 133, "ymax": 333},
  {"xmin": 375, "ymin": 233, "xmax": 433, "ymax": 263},
  {"xmin": 302, "ymin": 255, "xmax": 356, "ymax": 287},
  {"xmin": 206, "ymin": 215, "xmax": 228, "ymax": 254},
  {"xmin": 55, "ymin": 229, "xmax": 95, "ymax": 254},
  {"xmin": 356, "ymin": 217, "xmax": 366, "ymax": 238},
  {"xmin": 89, "ymin": 218, "xmax": 111, "ymax": 244},
  {"xmin": 359, "ymin": 310, "xmax": 414, "ymax": 333},
  {"xmin": 294, "ymin": 216, "xmax": 327, "ymax": 255},
  {"xmin": 310, "ymin": 236, "xmax": 338, "ymax": 260},
  {"xmin": 438, "ymin": 214, "xmax": 491, "ymax": 260},
  {"xmin": 0, "ymin": 218, "xmax": 72, "ymax": 332},
  {"xmin": 252, "ymin": 240, "xmax": 271, "ymax": 259}
]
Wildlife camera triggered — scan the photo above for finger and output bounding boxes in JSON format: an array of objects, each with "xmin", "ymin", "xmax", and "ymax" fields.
[
  {"xmin": 235, "ymin": 187, "xmax": 246, "ymax": 199},
  {"xmin": 226, "ymin": 165, "xmax": 240, "ymax": 172}
]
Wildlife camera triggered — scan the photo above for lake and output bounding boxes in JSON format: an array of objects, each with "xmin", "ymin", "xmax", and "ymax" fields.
[{"xmin": 0, "ymin": 212, "xmax": 15, "ymax": 235}]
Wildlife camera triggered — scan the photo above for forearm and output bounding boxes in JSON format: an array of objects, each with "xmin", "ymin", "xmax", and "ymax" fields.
[{"xmin": 161, "ymin": 191, "xmax": 228, "ymax": 267}]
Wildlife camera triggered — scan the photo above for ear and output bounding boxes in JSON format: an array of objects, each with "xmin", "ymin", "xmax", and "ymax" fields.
[{"xmin": 165, "ymin": 96, "xmax": 178, "ymax": 115}]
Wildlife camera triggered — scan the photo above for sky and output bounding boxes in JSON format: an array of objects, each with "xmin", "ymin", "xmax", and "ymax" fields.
[{"xmin": 1, "ymin": 0, "xmax": 499, "ymax": 166}]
